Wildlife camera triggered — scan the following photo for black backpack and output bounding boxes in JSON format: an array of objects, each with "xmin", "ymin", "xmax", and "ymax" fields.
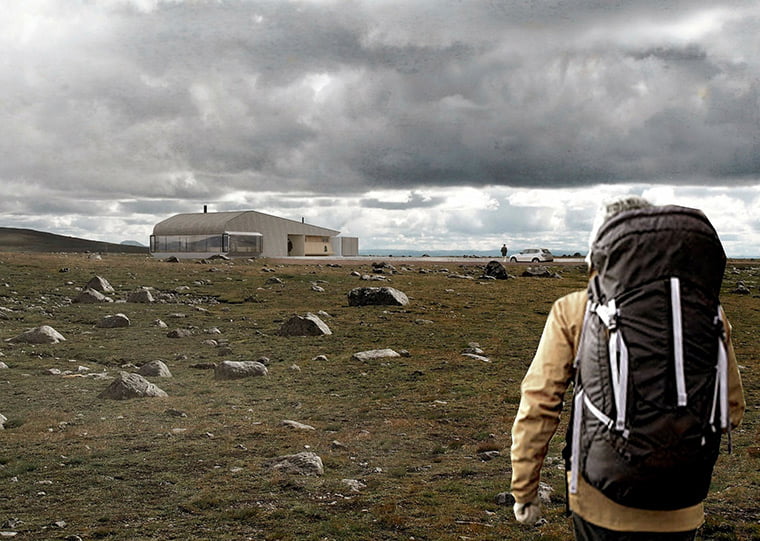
[{"xmin": 566, "ymin": 205, "xmax": 730, "ymax": 510}]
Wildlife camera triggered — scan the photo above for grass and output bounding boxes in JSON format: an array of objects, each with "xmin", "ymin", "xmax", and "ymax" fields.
[{"xmin": 0, "ymin": 252, "xmax": 758, "ymax": 540}]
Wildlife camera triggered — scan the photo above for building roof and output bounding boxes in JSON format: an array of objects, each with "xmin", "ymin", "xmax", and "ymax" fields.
[{"xmin": 153, "ymin": 210, "xmax": 340, "ymax": 236}]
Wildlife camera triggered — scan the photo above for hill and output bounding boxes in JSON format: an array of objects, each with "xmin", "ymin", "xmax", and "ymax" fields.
[{"xmin": 0, "ymin": 227, "xmax": 148, "ymax": 254}]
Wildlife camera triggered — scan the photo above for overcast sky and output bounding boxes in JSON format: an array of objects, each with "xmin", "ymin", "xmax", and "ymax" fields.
[{"xmin": 2, "ymin": 1, "xmax": 759, "ymax": 255}]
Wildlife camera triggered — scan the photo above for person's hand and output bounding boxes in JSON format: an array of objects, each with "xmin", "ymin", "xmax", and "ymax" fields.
[{"xmin": 513, "ymin": 497, "xmax": 542, "ymax": 525}]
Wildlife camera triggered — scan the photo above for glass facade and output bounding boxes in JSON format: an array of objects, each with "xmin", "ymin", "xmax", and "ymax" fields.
[
  {"xmin": 150, "ymin": 233, "xmax": 262, "ymax": 255},
  {"xmin": 224, "ymin": 233, "xmax": 263, "ymax": 254}
]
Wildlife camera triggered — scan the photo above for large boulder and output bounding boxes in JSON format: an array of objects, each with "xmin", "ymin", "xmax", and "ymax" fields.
[
  {"xmin": 96, "ymin": 313, "xmax": 131, "ymax": 328},
  {"xmin": 86, "ymin": 276, "xmax": 115, "ymax": 293},
  {"xmin": 7, "ymin": 325, "xmax": 66, "ymax": 344},
  {"xmin": 127, "ymin": 288, "xmax": 154, "ymax": 303},
  {"xmin": 483, "ymin": 260, "xmax": 510, "ymax": 280},
  {"xmin": 98, "ymin": 372, "xmax": 168, "ymax": 399},
  {"xmin": 138, "ymin": 360, "xmax": 172, "ymax": 378},
  {"xmin": 266, "ymin": 452, "xmax": 324, "ymax": 476},
  {"xmin": 277, "ymin": 313, "xmax": 332, "ymax": 336},
  {"xmin": 74, "ymin": 288, "xmax": 113, "ymax": 303},
  {"xmin": 214, "ymin": 360, "xmax": 268, "ymax": 380},
  {"xmin": 347, "ymin": 286, "xmax": 409, "ymax": 307}
]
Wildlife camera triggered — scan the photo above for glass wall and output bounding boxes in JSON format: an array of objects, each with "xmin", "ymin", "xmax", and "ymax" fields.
[
  {"xmin": 150, "ymin": 234, "xmax": 224, "ymax": 253},
  {"xmin": 225, "ymin": 233, "xmax": 263, "ymax": 254}
]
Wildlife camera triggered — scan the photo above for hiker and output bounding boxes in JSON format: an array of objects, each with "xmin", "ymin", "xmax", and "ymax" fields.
[
  {"xmin": 510, "ymin": 196, "xmax": 745, "ymax": 540},
  {"xmin": 501, "ymin": 244, "xmax": 508, "ymax": 261}
]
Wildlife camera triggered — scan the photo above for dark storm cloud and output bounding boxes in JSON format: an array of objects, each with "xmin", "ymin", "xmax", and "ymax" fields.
[
  {"xmin": 11, "ymin": 4, "xmax": 760, "ymax": 192},
  {"xmin": 1, "ymin": 0, "xmax": 759, "ymax": 250}
]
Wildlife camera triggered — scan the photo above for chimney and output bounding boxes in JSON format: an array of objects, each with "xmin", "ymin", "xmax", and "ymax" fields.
[
  {"xmin": 203, "ymin": 205, "xmax": 207, "ymax": 213},
  {"xmin": 302, "ymin": 217, "xmax": 305, "ymax": 223}
]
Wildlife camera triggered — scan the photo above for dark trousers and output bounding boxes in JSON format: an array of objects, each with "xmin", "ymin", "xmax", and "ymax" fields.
[{"xmin": 573, "ymin": 514, "xmax": 698, "ymax": 541}]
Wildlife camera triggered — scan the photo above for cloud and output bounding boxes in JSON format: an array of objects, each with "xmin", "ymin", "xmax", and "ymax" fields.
[
  {"xmin": 0, "ymin": 1, "xmax": 758, "ymax": 254},
  {"xmin": 361, "ymin": 191, "xmax": 445, "ymax": 209}
]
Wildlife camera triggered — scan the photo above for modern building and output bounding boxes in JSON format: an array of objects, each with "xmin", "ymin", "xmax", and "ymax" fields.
[{"xmin": 150, "ymin": 208, "xmax": 358, "ymax": 259}]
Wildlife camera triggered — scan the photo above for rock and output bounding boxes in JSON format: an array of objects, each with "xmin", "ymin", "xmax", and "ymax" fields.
[
  {"xmin": 95, "ymin": 313, "xmax": 131, "ymax": 328},
  {"xmin": 127, "ymin": 289, "xmax": 154, "ymax": 303},
  {"xmin": 351, "ymin": 348, "xmax": 401, "ymax": 361},
  {"xmin": 266, "ymin": 277, "xmax": 284, "ymax": 285},
  {"xmin": 360, "ymin": 274, "xmax": 388, "ymax": 281},
  {"xmin": 0, "ymin": 413, "xmax": 7, "ymax": 429},
  {"xmin": 277, "ymin": 313, "xmax": 332, "ymax": 336},
  {"xmin": 732, "ymin": 281, "xmax": 751, "ymax": 295},
  {"xmin": 478, "ymin": 450, "xmax": 501, "ymax": 461},
  {"xmin": 138, "ymin": 360, "xmax": 172, "ymax": 377},
  {"xmin": 0, "ymin": 362, "xmax": 8, "ymax": 369},
  {"xmin": 538, "ymin": 481, "xmax": 554, "ymax": 504},
  {"xmin": 281, "ymin": 420, "xmax": 316, "ymax": 430},
  {"xmin": 462, "ymin": 353, "xmax": 491, "ymax": 363},
  {"xmin": 495, "ymin": 492, "xmax": 516, "ymax": 506},
  {"xmin": 167, "ymin": 329, "xmax": 192, "ymax": 338},
  {"xmin": 153, "ymin": 319, "xmax": 168, "ymax": 328},
  {"xmin": 85, "ymin": 276, "xmax": 115, "ymax": 293},
  {"xmin": 522, "ymin": 266, "xmax": 561, "ymax": 278},
  {"xmin": 347, "ymin": 286, "xmax": 409, "ymax": 306},
  {"xmin": 372, "ymin": 262, "xmax": 396, "ymax": 272},
  {"xmin": 266, "ymin": 451, "xmax": 324, "ymax": 476},
  {"xmin": 98, "ymin": 372, "xmax": 168, "ymax": 399},
  {"xmin": 7, "ymin": 325, "xmax": 66, "ymax": 344},
  {"xmin": 311, "ymin": 355, "xmax": 329, "ymax": 361},
  {"xmin": 341, "ymin": 479, "xmax": 367, "ymax": 493},
  {"xmin": 483, "ymin": 260, "xmax": 510, "ymax": 280},
  {"xmin": 73, "ymin": 288, "xmax": 113, "ymax": 303},
  {"xmin": 214, "ymin": 360, "xmax": 268, "ymax": 379}
]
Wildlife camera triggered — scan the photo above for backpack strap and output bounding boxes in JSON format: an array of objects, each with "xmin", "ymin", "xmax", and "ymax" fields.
[
  {"xmin": 569, "ymin": 388, "xmax": 584, "ymax": 495},
  {"xmin": 591, "ymin": 299, "xmax": 629, "ymax": 431},
  {"xmin": 670, "ymin": 277, "xmax": 688, "ymax": 407},
  {"xmin": 712, "ymin": 306, "xmax": 730, "ymax": 432}
]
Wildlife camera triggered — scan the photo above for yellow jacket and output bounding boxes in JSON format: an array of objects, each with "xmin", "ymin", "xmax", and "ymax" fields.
[{"xmin": 510, "ymin": 290, "xmax": 746, "ymax": 532}]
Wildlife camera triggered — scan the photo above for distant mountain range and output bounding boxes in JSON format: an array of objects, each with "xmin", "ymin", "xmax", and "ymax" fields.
[{"xmin": 0, "ymin": 227, "xmax": 148, "ymax": 254}]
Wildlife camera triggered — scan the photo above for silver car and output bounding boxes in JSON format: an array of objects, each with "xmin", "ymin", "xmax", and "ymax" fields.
[{"xmin": 510, "ymin": 248, "xmax": 554, "ymax": 263}]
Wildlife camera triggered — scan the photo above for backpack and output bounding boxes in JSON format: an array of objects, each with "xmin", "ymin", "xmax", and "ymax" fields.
[{"xmin": 566, "ymin": 205, "xmax": 730, "ymax": 510}]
